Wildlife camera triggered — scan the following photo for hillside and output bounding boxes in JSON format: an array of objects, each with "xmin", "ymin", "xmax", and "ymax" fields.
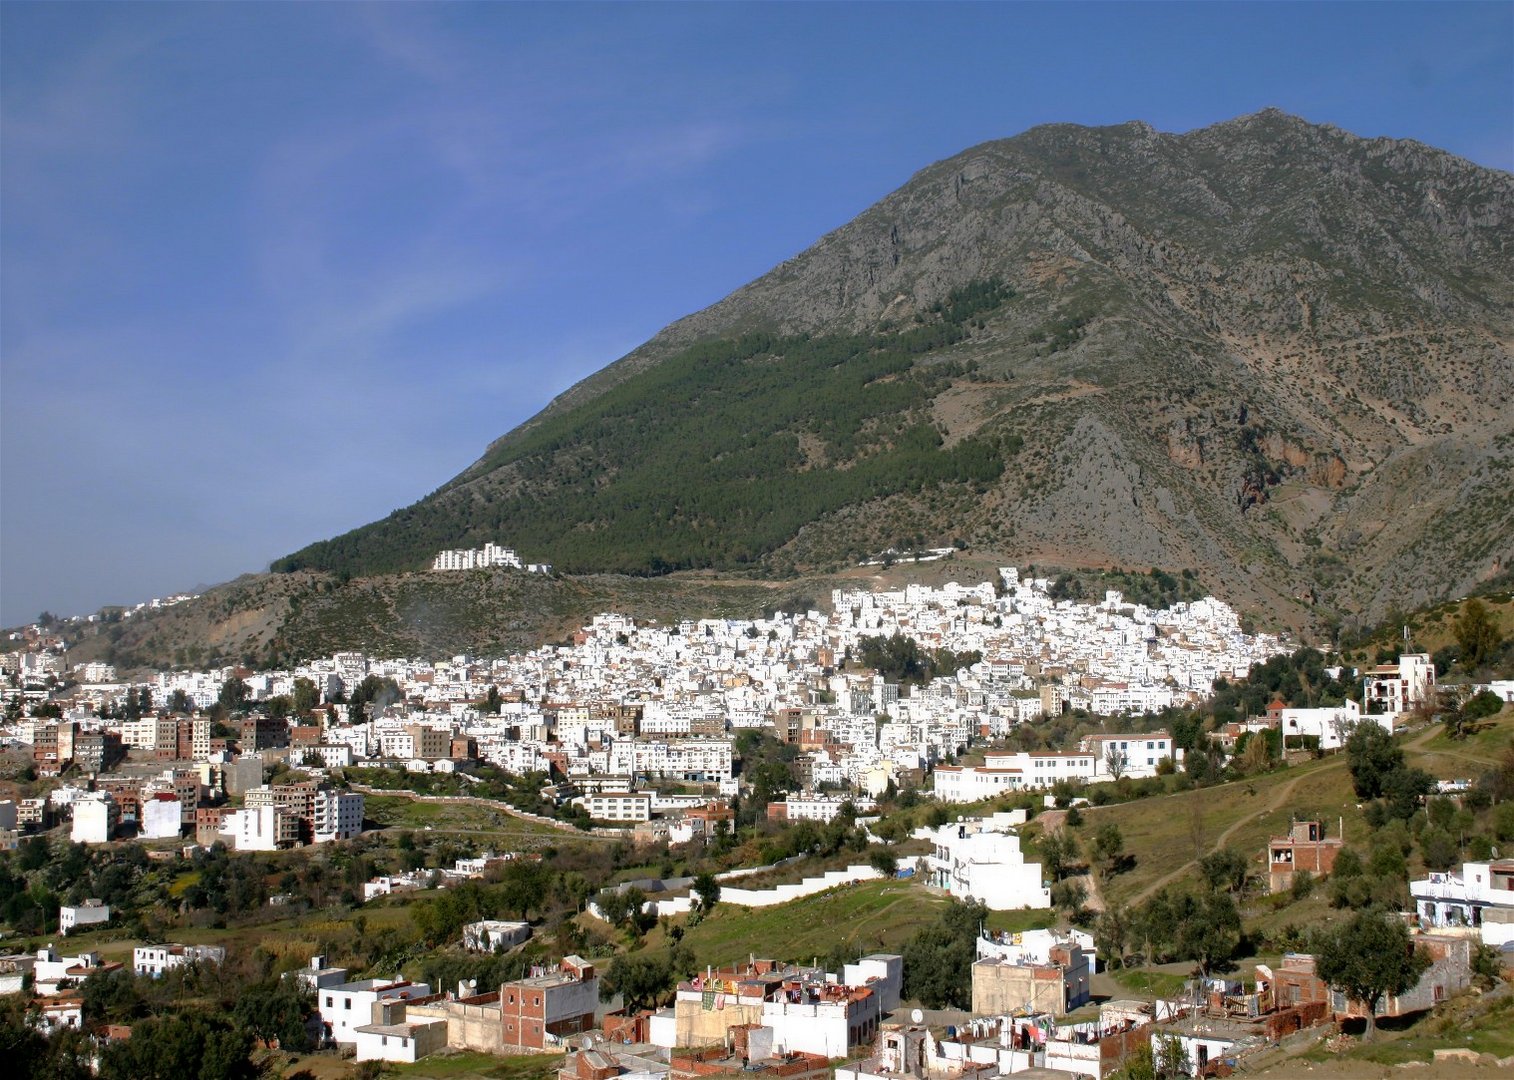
[
  {"xmin": 283, "ymin": 112, "xmax": 1513, "ymax": 632},
  {"xmin": 51, "ymin": 569, "xmax": 833, "ymax": 673}
]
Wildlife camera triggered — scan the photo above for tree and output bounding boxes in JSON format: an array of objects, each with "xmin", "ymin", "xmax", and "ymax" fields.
[
  {"xmin": 1455, "ymin": 599, "xmax": 1502, "ymax": 671},
  {"xmin": 600, "ymin": 951, "xmax": 683, "ymax": 1012},
  {"xmin": 1037, "ymin": 831, "xmax": 1078, "ymax": 881},
  {"xmin": 1051, "ymin": 879, "xmax": 1087, "ymax": 917},
  {"xmin": 869, "ymin": 848, "xmax": 898, "ymax": 877},
  {"xmin": 1089, "ymin": 825, "xmax": 1126, "ymax": 878},
  {"xmin": 902, "ymin": 901, "xmax": 986, "ymax": 1009},
  {"xmin": 217, "ymin": 677, "xmax": 250, "ymax": 713},
  {"xmin": 1174, "ymin": 890, "xmax": 1242, "ymax": 974},
  {"xmin": 497, "ymin": 859, "xmax": 550, "ymax": 920},
  {"xmin": 1104, "ymin": 743, "xmax": 1128, "ymax": 781},
  {"xmin": 167, "ymin": 689, "xmax": 191, "ymax": 714},
  {"xmin": 291, "ymin": 677, "xmax": 321, "ymax": 714},
  {"xmin": 1152, "ymin": 1033, "xmax": 1193, "ymax": 1079},
  {"xmin": 1095, "ymin": 904, "xmax": 1130, "ymax": 968},
  {"xmin": 1199, "ymin": 848, "xmax": 1249, "ymax": 894},
  {"xmin": 1345, "ymin": 723, "xmax": 1401, "ymax": 799},
  {"xmin": 692, "ymin": 872, "xmax": 721, "ymax": 916},
  {"xmin": 232, "ymin": 979, "xmax": 313, "ymax": 1050},
  {"xmin": 98, "ymin": 1010, "xmax": 259, "ymax": 1080},
  {"xmin": 1316, "ymin": 911, "xmax": 1429, "ymax": 1040}
]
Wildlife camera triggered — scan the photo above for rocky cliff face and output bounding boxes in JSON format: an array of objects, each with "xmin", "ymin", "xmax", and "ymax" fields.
[{"xmin": 282, "ymin": 111, "xmax": 1514, "ymax": 633}]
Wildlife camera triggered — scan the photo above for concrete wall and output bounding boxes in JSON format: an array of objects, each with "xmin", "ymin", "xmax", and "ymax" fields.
[
  {"xmin": 972, "ymin": 961, "xmax": 1067, "ymax": 1016},
  {"xmin": 673, "ymin": 997, "xmax": 764, "ymax": 1048}
]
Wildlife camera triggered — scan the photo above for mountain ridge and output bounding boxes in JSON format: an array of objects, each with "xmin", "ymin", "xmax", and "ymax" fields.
[{"xmin": 276, "ymin": 110, "xmax": 1514, "ymax": 634}]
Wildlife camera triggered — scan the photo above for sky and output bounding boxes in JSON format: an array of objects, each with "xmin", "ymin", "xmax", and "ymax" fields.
[{"xmin": 2, "ymin": 2, "xmax": 1511, "ymax": 626}]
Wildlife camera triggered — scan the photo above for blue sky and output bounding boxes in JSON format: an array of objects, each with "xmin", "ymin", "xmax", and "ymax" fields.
[{"xmin": 3, "ymin": 1, "xmax": 1510, "ymax": 625}]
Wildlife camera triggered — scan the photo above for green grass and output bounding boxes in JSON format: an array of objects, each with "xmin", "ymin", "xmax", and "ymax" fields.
[
  {"xmin": 1088, "ymin": 754, "xmax": 1356, "ymax": 907},
  {"xmin": 985, "ymin": 909, "xmax": 1057, "ymax": 935},
  {"xmin": 650, "ymin": 878, "xmax": 948, "ymax": 968},
  {"xmin": 362, "ymin": 794, "xmax": 567, "ymax": 840},
  {"xmin": 392, "ymin": 1051, "xmax": 565, "ymax": 1080},
  {"xmin": 1109, "ymin": 968, "xmax": 1189, "ymax": 998},
  {"xmin": 1413, "ymin": 707, "xmax": 1514, "ymax": 775}
]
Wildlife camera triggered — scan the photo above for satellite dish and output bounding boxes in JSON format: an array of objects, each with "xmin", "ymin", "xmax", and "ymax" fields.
[{"xmin": 911, "ymin": 1009, "xmax": 924, "ymax": 1024}]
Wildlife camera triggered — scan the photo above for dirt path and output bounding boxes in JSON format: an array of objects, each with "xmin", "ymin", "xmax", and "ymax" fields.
[{"xmin": 1126, "ymin": 759, "xmax": 1343, "ymax": 908}]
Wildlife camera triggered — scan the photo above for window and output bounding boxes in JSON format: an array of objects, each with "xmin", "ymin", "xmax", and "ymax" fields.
[
  {"xmin": 344, "ymin": 1000, "xmax": 351, "ymax": 1010},
  {"xmin": 325, "ymin": 997, "xmax": 333, "ymax": 1007}
]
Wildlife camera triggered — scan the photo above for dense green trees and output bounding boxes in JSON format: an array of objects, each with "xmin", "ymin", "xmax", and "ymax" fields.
[
  {"xmin": 97, "ymin": 1011, "xmax": 259, "ymax": 1080},
  {"xmin": 274, "ymin": 281, "xmax": 1018, "ymax": 579},
  {"xmin": 1456, "ymin": 600, "xmax": 1503, "ymax": 671},
  {"xmin": 1345, "ymin": 723, "xmax": 1432, "ymax": 816},
  {"xmin": 902, "ymin": 901, "xmax": 987, "ymax": 1009}
]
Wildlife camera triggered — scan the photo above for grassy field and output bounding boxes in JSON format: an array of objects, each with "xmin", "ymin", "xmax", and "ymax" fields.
[
  {"xmin": 1080, "ymin": 753, "xmax": 1355, "ymax": 908},
  {"xmin": 393, "ymin": 1052, "xmax": 566, "ymax": 1080},
  {"xmin": 273, "ymin": 1050, "xmax": 565, "ymax": 1080},
  {"xmin": 362, "ymin": 793, "xmax": 574, "ymax": 842},
  {"xmin": 1411, "ymin": 706, "xmax": 1514, "ymax": 780},
  {"xmin": 637, "ymin": 878, "xmax": 949, "ymax": 968},
  {"xmin": 1071, "ymin": 709, "xmax": 1512, "ymax": 911}
]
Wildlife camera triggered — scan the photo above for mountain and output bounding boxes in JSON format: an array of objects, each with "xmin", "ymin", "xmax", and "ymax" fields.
[{"xmin": 275, "ymin": 110, "xmax": 1514, "ymax": 632}]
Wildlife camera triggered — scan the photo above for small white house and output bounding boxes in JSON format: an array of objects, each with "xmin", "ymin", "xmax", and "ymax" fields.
[
  {"xmin": 461, "ymin": 920, "xmax": 531, "ymax": 953},
  {"xmin": 58, "ymin": 900, "xmax": 110, "ymax": 935}
]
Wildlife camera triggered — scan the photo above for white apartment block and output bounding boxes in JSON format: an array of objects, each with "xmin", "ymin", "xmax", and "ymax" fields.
[
  {"xmin": 769, "ymin": 793, "xmax": 873, "ymax": 823},
  {"xmin": 220, "ymin": 805, "xmax": 300, "ymax": 850},
  {"xmin": 312, "ymin": 790, "xmax": 364, "ymax": 842},
  {"xmin": 581, "ymin": 792, "xmax": 653, "ymax": 822},
  {"xmin": 432, "ymin": 542, "xmax": 525, "ymax": 572},
  {"xmin": 70, "ymin": 794, "xmax": 118, "ymax": 844},
  {"xmin": 1362, "ymin": 653, "xmax": 1436, "ymax": 716}
]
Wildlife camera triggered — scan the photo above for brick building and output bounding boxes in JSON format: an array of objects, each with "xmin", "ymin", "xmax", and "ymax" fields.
[{"xmin": 499, "ymin": 956, "xmax": 598, "ymax": 1050}]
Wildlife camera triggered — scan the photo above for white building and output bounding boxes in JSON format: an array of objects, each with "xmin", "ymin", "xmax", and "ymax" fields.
[
  {"xmin": 312, "ymin": 789, "xmax": 364, "ymax": 843},
  {"xmin": 1411, "ymin": 859, "xmax": 1514, "ymax": 947},
  {"xmin": 1081, "ymin": 732, "xmax": 1179, "ymax": 780},
  {"xmin": 317, "ymin": 975, "xmax": 434, "ymax": 1046},
  {"xmin": 918, "ymin": 812, "xmax": 1050, "ymax": 910},
  {"xmin": 133, "ymin": 943, "xmax": 226, "ymax": 977},
  {"xmin": 70, "ymin": 793, "xmax": 118, "ymax": 844},
  {"xmin": 139, "ymin": 794, "xmax": 184, "ymax": 840},
  {"xmin": 581, "ymin": 792, "xmax": 653, "ymax": 822},
  {"xmin": 32, "ymin": 946, "xmax": 114, "ymax": 996},
  {"xmin": 432, "ymin": 542, "xmax": 523, "ymax": 572},
  {"xmin": 1362, "ymin": 653, "xmax": 1436, "ymax": 715},
  {"xmin": 1277, "ymin": 699, "xmax": 1390, "ymax": 751},
  {"xmin": 768, "ymin": 793, "xmax": 873, "ymax": 823},
  {"xmin": 461, "ymin": 920, "xmax": 532, "ymax": 953},
  {"xmin": 58, "ymin": 900, "xmax": 111, "ymax": 935},
  {"xmin": 353, "ymin": 1012, "xmax": 449, "ymax": 1063},
  {"xmin": 220, "ymin": 805, "xmax": 299, "ymax": 851}
]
